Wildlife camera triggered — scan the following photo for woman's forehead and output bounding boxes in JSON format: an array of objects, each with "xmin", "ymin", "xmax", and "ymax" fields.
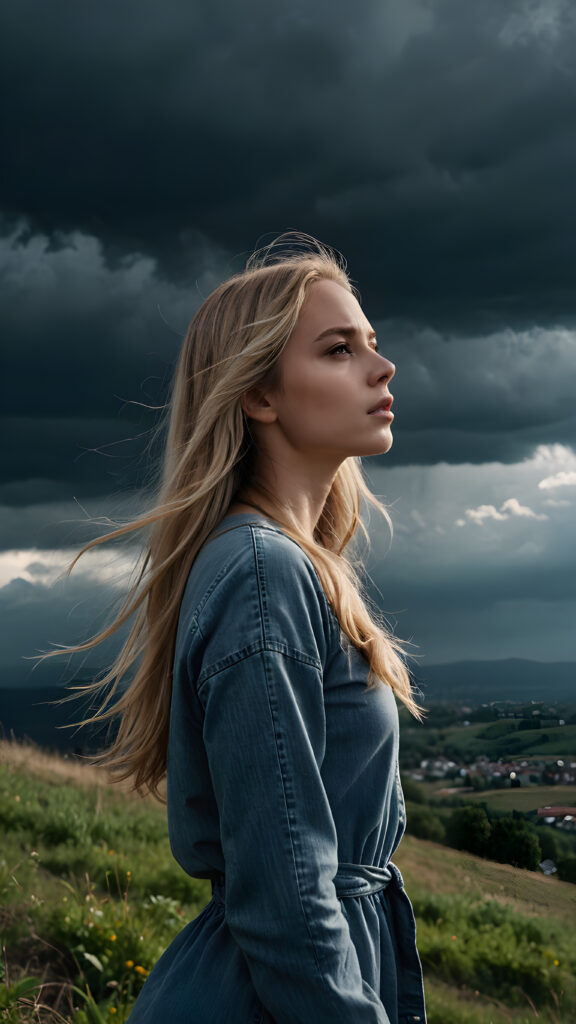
[{"xmin": 296, "ymin": 279, "xmax": 371, "ymax": 336}]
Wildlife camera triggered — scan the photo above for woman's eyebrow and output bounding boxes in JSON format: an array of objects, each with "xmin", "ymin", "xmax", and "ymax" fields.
[{"xmin": 313, "ymin": 325, "xmax": 377, "ymax": 343}]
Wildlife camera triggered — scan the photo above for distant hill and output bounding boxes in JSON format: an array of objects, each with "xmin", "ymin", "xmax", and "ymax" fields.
[
  {"xmin": 1, "ymin": 658, "xmax": 107, "ymax": 690},
  {"xmin": 414, "ymin": 659, "xmax": 575, "ymax": 704},
  {"xmin": 0, "ymin": 685, "xmax": 116, "ymax": 753},
  {"xmin": 1, "ymin": 659, "xmax": 574, "ymax": 751}
]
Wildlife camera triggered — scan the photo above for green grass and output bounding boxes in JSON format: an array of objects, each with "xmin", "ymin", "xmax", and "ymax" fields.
[
  {"xmin": 405, "ymin": 719, "xmax": 576, "ymax": 763},
  {"xmin": 394, "ymin": 833, "xmax": 576, "ymax": 923},
  {"xmin": 2, "ymin": 740, "xmax": 576, "ymax": 1023},
  {"xmin": 460, "ymin": 785, "xmax": 576, "ymax": 814},
  {"xmin": 424, "ymin": 977, "xmax": 567, "ymax": 1024}
]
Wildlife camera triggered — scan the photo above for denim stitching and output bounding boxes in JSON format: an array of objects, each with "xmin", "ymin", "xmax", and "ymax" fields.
[
  {"xmin": 197, "ymin": 640, "xmax": 322, "ymax": 693},
  {"xmin": 251, "ymin": 527, "xmax": 269, "ymax": 639},
  {"xmin": 260, "ymin": 646, "xmax": 324, "ymax": 974},
  {"xmin": 251, "ymin": 523, "xmax": 334, "ymax": 648},
  {"xmin": 187, "ymin": 557, "xmax": 237, "ymax": 619}
]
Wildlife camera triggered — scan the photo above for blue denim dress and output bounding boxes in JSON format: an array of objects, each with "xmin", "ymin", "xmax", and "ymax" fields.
[{"xmin": 128, "ymin": 514, "xmax": 426, "ymax": 1024}]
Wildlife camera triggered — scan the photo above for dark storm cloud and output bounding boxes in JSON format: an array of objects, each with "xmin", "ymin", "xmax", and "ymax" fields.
[
  {"xmin": 0, "ymin": 492, "xmax": 144, "ymax": 552},
  {"xmin": 1, "ymin": 0, "xmax": 575, "ymax": 329},
  {"xmin": 0, "ymin": 225, "xmax": 206, "ymax": 501},
  {"xmin": 1, "ymin": 221, "xmax": 575, "ymax": 508},
  {"xmin": 1, "ymin": 0, "xmax": 575, "ymax": 681},
  {"xmin": 0, "ymin": 572, "xmax": 128, "ymax": 682},
  {"xmin": 363, "ymin": 452, "xmax": 576, "ymax": 662},
  {"xmin": 380, "ymin": 321, "xmax": 576, "ymax": 465},
  {"xmin": 369, "ymin": 542, "xmax": 576, "ymax": 663},
  {"xmin": 1, "ymin": 0, "xmax": 575, "ymax": 529}
]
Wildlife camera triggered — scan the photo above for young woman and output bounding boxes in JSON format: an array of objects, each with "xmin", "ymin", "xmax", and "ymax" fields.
[{"xmin": 67, "ymin": 234, "xmax": 426, "ymax": 1023}]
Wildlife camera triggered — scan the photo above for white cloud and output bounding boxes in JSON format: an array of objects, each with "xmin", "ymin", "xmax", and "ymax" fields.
[
  {"xmin": 533, "ymin": 443, "xmax": 575, "ymax": 466},
  {"xmin": 0, "ymin": 219, "xmax": 230, "ymax": 356},
  {"xmin": 538, "ymin": 470, "xmax": 576, "ymax": 490},
  {"xmin": 363, "ymin": 442, "xmax": 576, "ymax": 661},
  {"xmin": 367, "ymin": 443, "xmax": 575, "ymax": 546},
  {"xmin": 500, "ymin": 498, "xmax": 548, "ymax": 520},
  {"xmin": 410, "ymin": 509, "xmax": 427, "ymax": 529},
  {"xmin": 0, "ymin": 546, "xmax": 140, "ymax": 676},
  {"xmin": 500, "ymin": 0, "xmax": 571, "ymax": 47},
  {"xmin": 1, "ymin": 440, "xmax": 574, "ymax": 673},
  {"xmin": 0, "ymin": 547, "xmax": 138, "ymax": 590},
  {"xmin": 457, "ymin": 497, "xmax": 548, "ymax": 526},
  {"xmin": 466, "ymin": 503, "xmax": 509, "ymax": 524}
]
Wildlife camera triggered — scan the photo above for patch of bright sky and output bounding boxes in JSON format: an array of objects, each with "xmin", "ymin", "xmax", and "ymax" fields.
[
  {"xmin": 365, "ymin": 443, "xmax": 576, "ymax": 577},
  {"xmin": 0, "ymin": 547, "xmax": 139, "ymax": 590}
]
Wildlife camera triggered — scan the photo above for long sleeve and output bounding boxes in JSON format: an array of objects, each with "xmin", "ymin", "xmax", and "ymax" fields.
[
  {"xmin": 192, "ymin": 531, "xmax": 389, "ymax": 1022},
  {"xmin": 199, "ymin": 649, "xmax": 387, "ymax": 1023}
]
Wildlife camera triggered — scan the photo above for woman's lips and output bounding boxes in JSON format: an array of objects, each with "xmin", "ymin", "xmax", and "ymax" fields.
[{"xmin": 368, "ymin": 396, "xmax": 394, "ymax": 416}]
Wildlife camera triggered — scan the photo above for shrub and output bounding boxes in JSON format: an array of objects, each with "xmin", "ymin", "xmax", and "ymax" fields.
[
  {"xmin": 488, "ymin": 817, "xmax": 541, "ymax": 871},
  {"xmin": 401, "ymin": 775, "xmax": 426, "ymax": 804},
  {"xmin": 557, "ymin": 855, "xmax": 576, "ymax": 884},
  {"xmin": 445, "ymin": 805, "xmax": 491, "ymax": 857},
  {"xmin": 405, "ymin": 804, "xmax": 446, "ymax": 843},
  {"xmin": 414, "ymin": 892, "xmax": 576, "ymax": 1013},
  {"xmin": 36, "ymin": 874, "xmax": 187, "ymax": 1008}
]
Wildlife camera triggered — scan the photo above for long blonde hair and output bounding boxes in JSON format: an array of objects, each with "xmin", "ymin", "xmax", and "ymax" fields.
[{"xmin": 56, "ymin": 233, "xmax": 421, "ymax": 796}]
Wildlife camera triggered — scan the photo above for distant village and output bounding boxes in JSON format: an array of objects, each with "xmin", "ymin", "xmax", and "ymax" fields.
[{"xmin": 406, "ymin": 699, "xmax": 576, "ymax": 835}]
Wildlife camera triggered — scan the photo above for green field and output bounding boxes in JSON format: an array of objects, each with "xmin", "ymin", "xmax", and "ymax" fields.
[
  {"xmin": 460, "ymin": 785, "xmax": 576, "ymax": 815},
  {"xmin": 1, "ymin": 740, "xmax": 575, "ymax": 1023},
  {"xmin": 401, "ymin": 714, "xmax": 576, "ymax": 765}
]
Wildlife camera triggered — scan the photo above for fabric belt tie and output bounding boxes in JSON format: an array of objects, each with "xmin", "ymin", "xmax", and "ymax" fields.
[
  {"xmin": 211, "ymin": 862, "xmax": 426, "ymax": 1022},
  {"xmin": 334, "ymin": 862, "xmax": 425, "ymax": 1022},
  {"xmin": 333, "ymin": 861, "xmax": 397, "ymax": 898},
  {"xmin": 211, "ymin": 860, "xmax": 404, "ymax": 904}
]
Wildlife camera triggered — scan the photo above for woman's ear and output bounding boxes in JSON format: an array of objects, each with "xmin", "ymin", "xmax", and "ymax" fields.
[{"xmin": 241, "ymin": 387, "xmax": 278, "ymax": 424}]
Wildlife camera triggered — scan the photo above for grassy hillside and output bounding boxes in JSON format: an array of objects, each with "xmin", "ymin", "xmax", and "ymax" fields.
[
  {"xmin": 458, "ymin": 785, "xmax": 576, "ymax": 814},
  {"xmin": 1, "ymin": 739, "xmax": 575, "ymax": 1023},
  {"xmin": 400, "ymin": 715, "xmax": 576, "ymax": 766},
  {"xmin": 395, "ymin": 833, "xmax": 576, "ymax": 923}
]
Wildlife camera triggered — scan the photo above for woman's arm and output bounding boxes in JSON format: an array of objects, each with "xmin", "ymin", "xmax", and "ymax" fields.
[
  {"xmin": 193, "ymin": 530, "xmax": 389, "ymax": 1023},
  {"xmin": 200, "ymin": 648, "xmax": 388, "ymax": 1023}
]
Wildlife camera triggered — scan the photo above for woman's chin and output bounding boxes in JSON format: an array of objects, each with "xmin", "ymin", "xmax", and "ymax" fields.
[{"xmin": 362, "ymin": 432, "xmax": 394, "ymax": 458}]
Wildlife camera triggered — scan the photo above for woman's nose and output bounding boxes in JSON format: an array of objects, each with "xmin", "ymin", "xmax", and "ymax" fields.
[{"xmin": 370, "ymin": 354, "xmax": 395, "ymax": 384}]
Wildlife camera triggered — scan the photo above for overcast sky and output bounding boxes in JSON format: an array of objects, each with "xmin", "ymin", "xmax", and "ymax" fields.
[{"xmin": 1, "ymin": 0, "xmax": 575, "ymax": 686}]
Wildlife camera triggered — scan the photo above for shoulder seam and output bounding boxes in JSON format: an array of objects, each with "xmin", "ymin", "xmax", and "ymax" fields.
[
  {"xmin": 250, "ymin": 526, "xmax": 267, "ymax": 645},
  {"xmin": 249, "ymin": 523, "xmax": 339, "ymax": 651},
  {"xmin": 197, "ymin": 639, "xmax": 323, "ymax": 693}
]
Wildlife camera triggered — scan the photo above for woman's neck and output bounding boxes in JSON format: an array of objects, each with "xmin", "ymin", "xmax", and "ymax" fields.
[{"xmin": 229, "ymin": 477, "xmax": 334, "ymax": 540}]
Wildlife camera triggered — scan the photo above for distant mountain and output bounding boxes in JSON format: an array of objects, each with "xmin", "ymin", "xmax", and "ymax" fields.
[
  {"xmin": 1, "ymin": 659, "xmax": 107, "ymax": 690},
  {"xmin": 1, "ymin": 659, "xmax": 574, "ymax": 752},
  {"xmin": 414, "ymin": 659, "xmax": 575, "ymax": 704},
  {"xmin": 0, "ymin": 685, "xmax": 117, "ymax": 753}
]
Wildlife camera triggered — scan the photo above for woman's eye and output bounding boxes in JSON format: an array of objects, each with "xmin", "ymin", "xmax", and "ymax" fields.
[{"xmin": 329, "ymin": 343, "xmax": 352, "ymax": 356}]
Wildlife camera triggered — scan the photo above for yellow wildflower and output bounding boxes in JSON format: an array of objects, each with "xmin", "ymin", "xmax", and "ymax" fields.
[
  {"xmin": 110, "ymin": 933, "xmax": 117, "ymax": 942},
  {"xmin": 125, "ymin": 960, "xmax": 134, "ymax": 968}
]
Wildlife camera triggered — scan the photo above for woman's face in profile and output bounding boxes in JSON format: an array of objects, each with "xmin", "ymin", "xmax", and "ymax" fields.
[{"xmin": 263, "ymin": 278, "xmax": 396, "ymax": 465}]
